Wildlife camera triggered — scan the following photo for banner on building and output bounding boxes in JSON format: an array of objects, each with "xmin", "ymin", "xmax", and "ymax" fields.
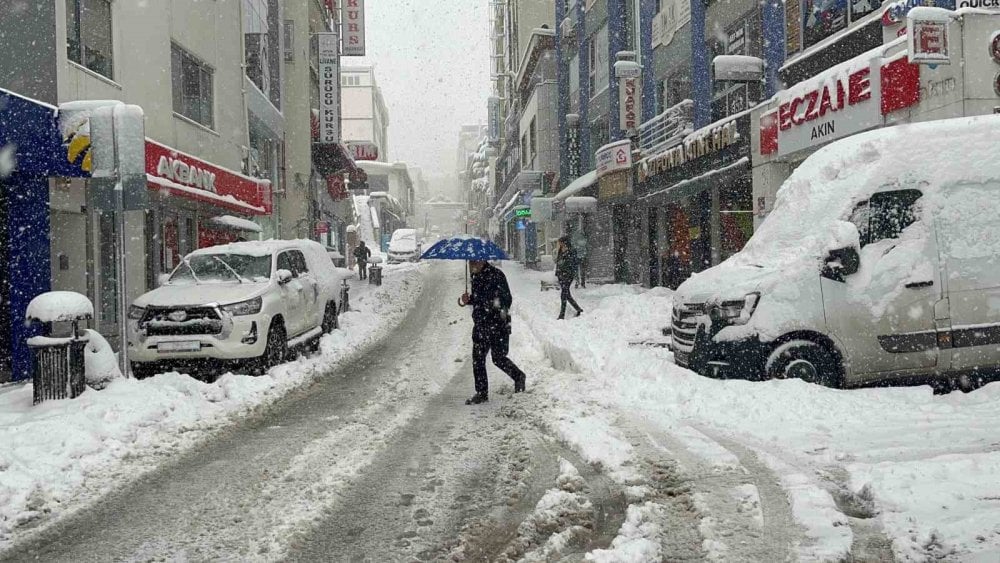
[
  {"xmin": 342, "ymin": 0, "xmax": 366, "ymax": 56},
  {"xmin": 619, "ymin": 76, "xmax": 640, "ymax": 133},
  {"xmin": 346, "ymin": 141, "xmax": 379, "ymax": 161},
  {"xmin": 317, "ymin": 32, "xmax": 340, "ymax": 144},
  {"xmin": 488, "ymin": 96, "xmax": 501, "ymax": 144},
  {"xmin": 596, "ymin": 139, "xmax": 633, "ymax": 178}
]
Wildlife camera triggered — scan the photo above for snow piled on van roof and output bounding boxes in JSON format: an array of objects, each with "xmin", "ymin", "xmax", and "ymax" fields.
[{"xmin": 735, "ymin": 114, "xmax": 1000, "ymax": 270}]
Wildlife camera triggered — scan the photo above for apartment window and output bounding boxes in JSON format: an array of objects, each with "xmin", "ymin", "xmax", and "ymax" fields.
[
  {"xmin": 588, "ymin": 38, "xmax": 596, "ymax": 93},
  {"xmin": 66, "ymin": 0, "xmax": 114, "ymax": 79},
  {"xmin": 569, "ymin": 54, "xmax": 580, "ymax": 98},
  {"xmin": 588, "ymin": 26, "xmax": 609, "ymax": 96},
  {"xmin": 529, "ymin": 118, "xmax": 537, "ymax": 163},
  {"xmin": 283, "ymin": 20, "xmax": 294, "ymax": 61},
  {"xmin": 521, "ymin": 133, "xmax": 529, "ymax": 167},
  {"xmin": 171, "ymin": 44, "xmax": 215, "ymax": 128}
]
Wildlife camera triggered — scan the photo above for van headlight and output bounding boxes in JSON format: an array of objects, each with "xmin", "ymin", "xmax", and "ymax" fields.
[
  {"xmin": 708, "ymin": 292, "xmax": 760, "ymax": 326},
  {"xmin": 221, "ymin": 297, "xmax": 262, "ymax": 316}
]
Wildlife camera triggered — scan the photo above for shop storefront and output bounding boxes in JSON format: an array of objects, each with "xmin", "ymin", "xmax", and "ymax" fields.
[
  {"xmin": 0, "ymin": 89, "xmax": 91, "ymax": 381},
  {"xmin": 142, "ymin": 139, "xmax": 272, "ymax": 287},
  {"xmin": 636, "ymin": 112, "xmax": 753, "ymax": 289},
  {"xmin": 591, "ymin": 140, "xmax": 637, "ymax": 283}
]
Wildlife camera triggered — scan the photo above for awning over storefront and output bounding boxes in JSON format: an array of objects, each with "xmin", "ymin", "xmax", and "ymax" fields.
[
  {"xmin": 564, "ymin": 196, "xmax": 597, "ymax": 214},
  {"xmin": 145, "ymin": 139, "xmax": 272, "ymax": 215},
  {"xmin": 312, "ymin": 141, "xmax": 367, "ymax": 185},
  {"xmin": 553, "ymin": 170, "xmax": 598, "ymax": 201},
  {"xmin": 639, "ymin": 157, "xmax": 750, "ymax": 207},
  {"xmin": 208, "ymin": 215, "xmax": 263, "ymax": 233}
]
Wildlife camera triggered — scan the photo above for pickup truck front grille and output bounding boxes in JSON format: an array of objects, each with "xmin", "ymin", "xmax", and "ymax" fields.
[
  {"xmin": 671, "ymin": 303, "xmax": 705, "ymax": 361},
  {"xmin": 142, "ymin": 307, "xmax": 224, "ymax": 336}
]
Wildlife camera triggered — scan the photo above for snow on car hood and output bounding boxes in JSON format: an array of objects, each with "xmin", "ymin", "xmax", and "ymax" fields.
[
  {"xmin": 388, "ymin": 240, "xmax": 417, "ymax": 253},
  {"xmin": 134, "ymin": 282, "xmax": 268, "ymax": 308}
]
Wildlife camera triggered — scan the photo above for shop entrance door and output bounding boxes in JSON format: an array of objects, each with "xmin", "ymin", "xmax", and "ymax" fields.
[
  {"xmin": 612, "ymin": 205, "xmax": 629, "ymax": 283},
  {"xmin": 647, "ymin": 207, "xmax": 659, "ymax": 287}
]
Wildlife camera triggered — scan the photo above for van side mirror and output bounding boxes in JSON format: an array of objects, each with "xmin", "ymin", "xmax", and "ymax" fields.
[
  {"xmin": 276, "ymin": 269, "xmax": 293, "ymax": 285},
  {"xmin": 821, "ymin": 246, "xmax": 861, "ymax": 282}
]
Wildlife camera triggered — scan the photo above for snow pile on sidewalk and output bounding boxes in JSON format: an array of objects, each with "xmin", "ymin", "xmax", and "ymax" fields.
[
  {"xmin": 506, "ymin": 265, "xmax": 1000, "ymax": 561},
  {"xmin": 0, "ymin": 263, "xmax": 425, "ymax": 547}
]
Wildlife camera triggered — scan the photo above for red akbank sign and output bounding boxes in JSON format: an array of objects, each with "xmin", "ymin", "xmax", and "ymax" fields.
[
  {"xmin": 145, "ymin": 140, "xmax": 272, "ymax": 215},
  {"xmin": 760, "ymin": 55, "xmax": 920, "ymax": 157}
]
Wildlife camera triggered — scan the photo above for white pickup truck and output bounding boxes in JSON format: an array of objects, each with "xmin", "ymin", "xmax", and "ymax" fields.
[{"xmin": 128, "ymin": 239, "xmax": 349, "ymax": 378}]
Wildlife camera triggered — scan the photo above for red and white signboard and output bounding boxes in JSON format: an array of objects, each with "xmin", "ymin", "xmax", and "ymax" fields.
[
  {"xmin": 596, "ymin": 139, "xmax": 633, "ymax": 178},
  {"xmin": 145, "ymin": 140, "xmax": 272, "ymax": 215},
  {"xmin": 342, "ymin": 0, "xmax": 366, "ymax": 56},
  {"xmin": 317, "ymin": 32, "xmax": 340, "ymax": 144},
  {"xmin": 619, "ymin": 76, "xmax": 640, "ymax": 132},
  {"xmin": 346, "ymin": 141, "xmax": 379, "ymax": 161},
  {"xmin": 908, "ymin": 16, "xmax": 950, "ymax": 65},
  {"xmin": 759, "ymin": 55, "xmax": 920, "ymax": 157}
]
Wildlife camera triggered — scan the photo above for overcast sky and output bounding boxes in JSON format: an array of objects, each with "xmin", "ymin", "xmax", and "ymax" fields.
[{"xmin": 353, "ymin": 1, "xmax": 490, "ymax": 179}]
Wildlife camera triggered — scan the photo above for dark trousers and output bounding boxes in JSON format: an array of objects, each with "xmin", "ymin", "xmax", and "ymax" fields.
[
  {"xmin": 559, "ymin": 280, "xmax": 582, "ymax": 318},
  {"xmin": 472, "ymin": 325, "xmax": 525, "ymax": 396},
  {"xmin": 358, "ymin": 261, "xmax": 367, "ymax": 279}
]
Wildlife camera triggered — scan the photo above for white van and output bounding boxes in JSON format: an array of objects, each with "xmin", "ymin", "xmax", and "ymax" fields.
[
  {"xmin": 672, "ymin": 115, "xmax": 1000, "ymax": 389},
  {"xmin": 128, "ymin": 240, "xmax": 348, "ymax": 378}
]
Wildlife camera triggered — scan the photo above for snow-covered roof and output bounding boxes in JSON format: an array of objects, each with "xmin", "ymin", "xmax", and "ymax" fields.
[
  {"xmin": 554, "ymin": 170, "xmax": 598, "ymax": 201},
  {"xmin": 209, "ymin": 215, "xmax": 263, "ymax": 233},
  {"xmin": 564, "ymin": 196, "xmax": 598, "ymax": 214},
  {"xmin": 26, "ymin": 291, "xmax": 94, "ymax": 323}
]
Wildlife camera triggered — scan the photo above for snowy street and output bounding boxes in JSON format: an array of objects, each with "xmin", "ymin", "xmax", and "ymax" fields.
[{"xmin": 2, "ymin": 260, "xmax": 998, "ymax": 561}]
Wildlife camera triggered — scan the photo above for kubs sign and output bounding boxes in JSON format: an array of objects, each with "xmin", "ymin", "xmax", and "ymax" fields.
[
  {"xmin": 342, "ymin": 0, "xmax": 366, "ymax": 56},
  {"xmin": 317, "ymin": 32, "xmax": 340, "ymax": 144},
  {"xmin": 595, "ymin": 140, "xmax": 633, "ymax": 178}
]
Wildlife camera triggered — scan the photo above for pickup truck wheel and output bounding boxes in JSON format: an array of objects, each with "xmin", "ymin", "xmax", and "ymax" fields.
[
  {"xmin": 322, "ymin": 301, "xmax": 338, "ymax": 332},
  {"xmin": 766, "ymin": 341, "xmax": 843, "ymax": 388},
  {"xmin": 256, "ymin": 321, "xmax": 287, "ymax": 374}
]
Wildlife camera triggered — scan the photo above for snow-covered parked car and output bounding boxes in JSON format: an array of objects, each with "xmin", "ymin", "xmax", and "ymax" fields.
[
  {"xmin": 128, "ymin": 240, "xmax": 346, "ymax": 378},
  {"xmin": 672, "ymin": 115, "xmax": 1000, "ymax": 390},
  {"xmin": 387, "ymin": 228, "xmax": 421, "ymax": 263}
]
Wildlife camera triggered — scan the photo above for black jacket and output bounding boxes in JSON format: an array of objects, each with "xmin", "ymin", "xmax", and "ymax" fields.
[
  {"xmin": 556, "ymin": 247, "xmax": 579, "ymax": 283},
  {"xmin": 353, "ymin": 245, "xmax": 372, "ymax": 261},
  {"xmin": 469, "ymin": 263, "xmax": 512, "ymax": 329}
]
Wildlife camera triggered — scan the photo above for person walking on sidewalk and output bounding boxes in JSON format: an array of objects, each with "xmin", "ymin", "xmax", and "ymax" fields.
[
  {"xmin": 459, "ymin": 260, "xmax": 527, "ymax": 405},
  {"xmin": 555, "ymin": 236, "xmax": 583, "ymax": 320},
  {"xmin": 353, "ymin": 241, "xmax": 371, "ymax": 280}
]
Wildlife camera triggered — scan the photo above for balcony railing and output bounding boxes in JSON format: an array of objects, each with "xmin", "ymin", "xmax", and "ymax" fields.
[{"xmin": 638, "ymin": 99, "xmax": 694, "ymax": 155}]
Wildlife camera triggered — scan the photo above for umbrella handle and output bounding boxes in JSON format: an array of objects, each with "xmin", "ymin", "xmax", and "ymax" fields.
[{"xmin": 457, "ymin": 296, "xmax": 466, "ymax": 307}]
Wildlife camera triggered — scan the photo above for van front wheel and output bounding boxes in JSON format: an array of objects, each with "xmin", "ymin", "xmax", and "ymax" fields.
[{"xmin": 766, "ymin": 340, "xmax": 843, "ymax": 388}]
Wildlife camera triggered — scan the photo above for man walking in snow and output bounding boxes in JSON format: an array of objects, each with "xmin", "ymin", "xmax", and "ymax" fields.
[
  {"xmin": 353, "ymin": 241, "xmax": 371, "ymax": 280},
  {"xmin": 555, "ymin": 236, "xmax": 583, "ymax": 319},
  {"xmin": 459, "ymin": 260, "xmax": 526, "ymax": 405}
]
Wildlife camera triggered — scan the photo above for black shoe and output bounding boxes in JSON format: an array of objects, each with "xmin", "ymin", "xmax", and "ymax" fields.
[
  {"xmin": 557, "ymin": 315, "xmax": 565, "ymax": 320},
  {"xmin": 465, "ymin": 393, "xmax": 488, "ymax": 405},
  {"xmin": 575, "ymin": 308, "xmax": 583, "ymax": 317},
  {"xmin": 514, "ymin": 377, "xmax": 525, "ymax": 393}
]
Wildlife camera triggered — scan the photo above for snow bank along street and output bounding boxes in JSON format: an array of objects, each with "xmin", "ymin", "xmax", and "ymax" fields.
[
  {"xmin": 508, "ymin": 263, "xmax": 1000, "ymax": 561},
  {"xmin": 0, "ymin": 263, "xmax": 424, "ymax": 551}
]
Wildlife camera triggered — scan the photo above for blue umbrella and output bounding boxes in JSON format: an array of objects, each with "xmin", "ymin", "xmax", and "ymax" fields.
[
  {"xmin": 420, "ymin": 236, "xmax": 508, "ymax": 261},
  {"xmin": 420, "ymin": 236, "xmax": 508, "ymax": 296}
]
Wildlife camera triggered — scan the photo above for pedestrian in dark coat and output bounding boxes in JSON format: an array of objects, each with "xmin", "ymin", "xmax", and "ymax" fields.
[
  {"xmin": 459, "ymin": 260, "xmax": 526, "ymax": 405},
  {"xmin": 555, "ymin": 236, "xmax": 583, "ymax": 320},
  {"xmin": 353, "ymin": 241, "xmax": 372, "ymax": 280}
]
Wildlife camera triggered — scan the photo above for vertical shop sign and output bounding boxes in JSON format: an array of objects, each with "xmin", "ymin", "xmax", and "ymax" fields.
[
  {"xmin": 342, "ymin": 0, "xmax": 366, "ymax": 56},
  {"xmin": 786, "ymin": 0, "xmax": 802, "ymax": 55},
  {"xmin": 619, "ymin": 76, "xmax": 640, "ymax": 132},
  {"xmin": 317, "ymin": 32, "xmax": 340, "ymax": 144},
  {"xmin": 488, "ymin": 96, "xmax": 500, "ymax": 144}
]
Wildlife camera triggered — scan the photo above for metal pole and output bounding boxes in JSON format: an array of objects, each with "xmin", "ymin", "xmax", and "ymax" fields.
[{"xmin": 111, "ymin": 99, "xmax": 130, "ymax": 378}]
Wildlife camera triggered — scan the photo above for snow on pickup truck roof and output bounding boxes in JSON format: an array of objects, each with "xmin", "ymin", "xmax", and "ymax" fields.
[{"xmin": 733, "ymin": 114, "xmax": 1000, "ymax": 271}]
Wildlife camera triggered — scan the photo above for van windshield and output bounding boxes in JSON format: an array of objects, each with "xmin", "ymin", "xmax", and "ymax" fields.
[{"xmin": 169, "ymin": 253, "xmax": 272, "ymax": 284}]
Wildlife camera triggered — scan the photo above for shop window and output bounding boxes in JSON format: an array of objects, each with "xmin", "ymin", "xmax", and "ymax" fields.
[
  {"xmin": 171, "ymin": 43, "xmax": 215, "ymax": 128},
  {"xmin": 66, "ymin": 0, "xmax": 114, "ymax": 79}
]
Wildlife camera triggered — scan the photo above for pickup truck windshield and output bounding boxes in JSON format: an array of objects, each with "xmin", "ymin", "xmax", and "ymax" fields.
[{"xmin": 169, "ymin": 253, "xmax": 272, "ymax": 284}]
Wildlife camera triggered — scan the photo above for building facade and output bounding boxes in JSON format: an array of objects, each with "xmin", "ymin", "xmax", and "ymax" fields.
[{"xmin": 341, "ymin": 66, "xmax": 390, "ymax": 161}]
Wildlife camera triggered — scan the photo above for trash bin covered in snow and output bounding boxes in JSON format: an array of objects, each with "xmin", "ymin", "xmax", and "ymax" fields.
[{"xmin": 25, "ymin": 291, "xmax": 94, "ymax": 404}]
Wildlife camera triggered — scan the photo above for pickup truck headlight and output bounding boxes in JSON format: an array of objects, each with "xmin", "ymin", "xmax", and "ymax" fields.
[
  {"xmin": 708, "ymin": 292, "xmax": 760, "ymax": 326},
  {"xmin": 221, "ymin": 297, "xmax": 263, "ymax": 316},
  {"xmin": 128, "ymin": 305, "xmax": 146, "ymax": 320}
]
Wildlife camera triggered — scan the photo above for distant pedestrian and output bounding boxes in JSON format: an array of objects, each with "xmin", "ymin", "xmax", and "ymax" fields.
[
  {"xmin": 353, "ymin": 241, "xmax": 371, "ymax": 280},
  {"xmin": 459, "ymin": 260, "xmax": 526, "ymax": 405},
  {"xmin": 555, "ymin": 236, "xmax": 583, "ymax": 320}
]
